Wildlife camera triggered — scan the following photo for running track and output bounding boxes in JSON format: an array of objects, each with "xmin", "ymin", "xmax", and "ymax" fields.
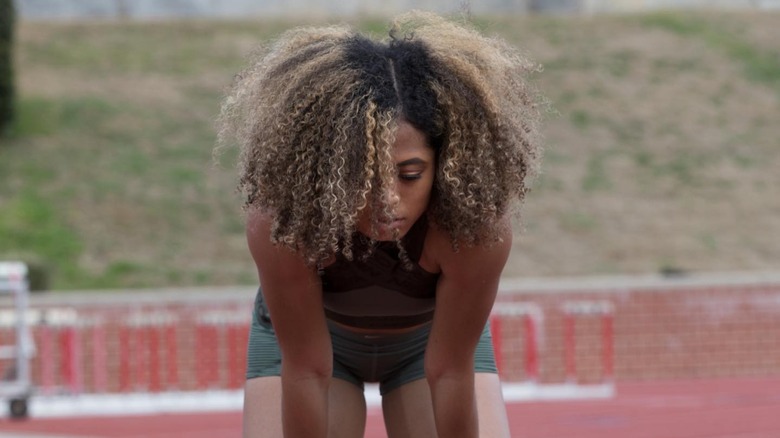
[{"xmin": 2, "ymin": 378, "xmax": 779, "ymax": 437}]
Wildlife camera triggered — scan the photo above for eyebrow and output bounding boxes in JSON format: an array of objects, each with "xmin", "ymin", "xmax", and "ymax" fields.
[{"xmin": 396, "ymin": 158, "xmax": 428, "ymax": 167}]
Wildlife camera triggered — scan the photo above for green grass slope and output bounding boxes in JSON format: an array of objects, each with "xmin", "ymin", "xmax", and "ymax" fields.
[{"xmin": 1, "ymin": 12, "xmax": 778, "ymax": 290}]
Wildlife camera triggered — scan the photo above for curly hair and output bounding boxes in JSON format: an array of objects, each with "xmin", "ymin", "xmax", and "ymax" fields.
[{"xmin": 217, "ymin": 11, "xmax": 543, "ymax": 265}]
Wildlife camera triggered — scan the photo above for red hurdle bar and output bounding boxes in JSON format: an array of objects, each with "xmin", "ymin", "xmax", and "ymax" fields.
[
  {"xmin": 147, "ymin": 325, "xmax": 161, "ymax": 392},
  {"xmin": 165, "ymin": 323, "xmax": 179, "ymax": 390},
  {"xmin": 603, "ymin": 311, "xmax": 614, "ymax": 382},
  {"xmin": 118, "ymin": 323, "xmax": 133, "ymax": 392},
  {"xmin": 59, "ymin": 326, "xmax": 82, "ymax": 393},
  {"xmin": 491, "ymin": 303, "xmax": 544, "ymax": 383},
  {"xmin": 524, "ymin": 314, "xmax": 539, "ymax": 381},
  {"xmin": 563, "ymin": 313, "xmax": 576, "ymax": 383},
  {"xmin": 38, "ymin": 323, "xmax": 55, "ymax": 394},
  {"xmin": 562, "ymin": 301, "xmax": 615, "ymax": 385},
  {"xmin": 91, "ymin": 321, "xmax": 108, "ymax": 393}
]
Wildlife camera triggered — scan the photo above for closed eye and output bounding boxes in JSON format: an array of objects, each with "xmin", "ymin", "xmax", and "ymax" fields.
[{"xmin": 396, "ymin": 158, "xmax": 428, "ymax": 182}]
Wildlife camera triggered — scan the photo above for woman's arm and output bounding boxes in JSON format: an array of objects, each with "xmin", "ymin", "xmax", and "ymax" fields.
[
  {"xmin": 246, "ymin": 209, "xmax": 332, "ymax": 438},
  {"xmin": 425, "ymin": 222, "xmax": 512, "ymax": 438}
]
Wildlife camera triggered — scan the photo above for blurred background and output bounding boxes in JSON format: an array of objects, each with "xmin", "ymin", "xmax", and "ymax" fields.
[
  {"xmin": 2, "ymin": 0, "xmax": 780, "ymax": 289},
  {"xmin": 0, "ymin": 0, "xmax": 779, "ymax": 436}
]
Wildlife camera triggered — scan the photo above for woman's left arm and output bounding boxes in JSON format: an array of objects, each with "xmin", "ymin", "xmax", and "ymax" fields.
[{"xmin": 425, "ymin": 222, "xmax": 512, "ymax": 438}]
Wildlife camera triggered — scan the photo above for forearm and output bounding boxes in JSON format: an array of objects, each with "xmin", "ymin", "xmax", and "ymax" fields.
[
  {"xmin": 427, "ymin": 371, "xmax": 478, "ymax": 438},
  {"xmin": 281, "ymin": 371, "xmax": 330, "ymax": 437}
]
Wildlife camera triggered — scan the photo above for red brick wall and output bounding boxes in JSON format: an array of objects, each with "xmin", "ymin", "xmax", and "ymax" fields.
[
  {"xmin": 4, "ymin": 274, "xmax": 779, "ymax": 394},
  {"xmin": 494, "ymin": 273, "xmax": 780, "ymax": 383}
]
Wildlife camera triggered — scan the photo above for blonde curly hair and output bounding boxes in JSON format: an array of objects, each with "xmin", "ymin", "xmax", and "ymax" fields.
[{"xmin": 218, "ymin": 11, "xmax": 542, "ymax": 265}]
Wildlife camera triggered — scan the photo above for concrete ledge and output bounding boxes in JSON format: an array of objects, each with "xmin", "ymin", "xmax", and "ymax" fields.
[{"xmin": 498, "ymin": 270, "xmax": 780, "ymax": 294}]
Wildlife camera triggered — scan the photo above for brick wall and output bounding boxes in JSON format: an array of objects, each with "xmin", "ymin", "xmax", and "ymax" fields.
[
  {"xmin": 3, "ymin": 273, "xmax": 779, "ymax": 394},
  {"xmin": 494, "ymin": 272, "xmax": 780, "ymax": 383}
]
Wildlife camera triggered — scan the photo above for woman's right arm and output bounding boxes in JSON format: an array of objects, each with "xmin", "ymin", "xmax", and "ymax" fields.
[{"xmin": 245, "ymin": 209, "xmax": 332, "ymax": 438}]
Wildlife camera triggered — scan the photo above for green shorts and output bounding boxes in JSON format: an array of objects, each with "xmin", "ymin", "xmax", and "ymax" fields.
[{"xmin": 246, "ymin": 289, "xmax": 498, "ymax": 396}]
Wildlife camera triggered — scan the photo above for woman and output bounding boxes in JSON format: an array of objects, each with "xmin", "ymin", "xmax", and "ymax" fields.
[{"xmin": 218, "ymin": 11, "xmax": 542, "ymax": 438}]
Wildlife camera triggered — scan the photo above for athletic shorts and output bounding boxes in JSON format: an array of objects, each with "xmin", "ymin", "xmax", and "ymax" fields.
[{"xmin": 246, "ymin": 288, "xmax": 498, "ymax": 396}]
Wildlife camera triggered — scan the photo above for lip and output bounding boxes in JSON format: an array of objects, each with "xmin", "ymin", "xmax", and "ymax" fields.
[{"xmin": 378, "ymin": 217, "xmax": 405, "ymax": 230}]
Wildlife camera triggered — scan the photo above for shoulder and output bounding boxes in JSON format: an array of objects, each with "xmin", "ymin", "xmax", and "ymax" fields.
[
  {"xmin": 245, "ymin": 207, "xmax": 275, "ymax": 259},
  {"xmin": 423, "ymin": 216, "xmax": 512, "ymax": 279},
  {"xmin": 245, "ymin": 208, "xmax": 318, "ymax": 279}
]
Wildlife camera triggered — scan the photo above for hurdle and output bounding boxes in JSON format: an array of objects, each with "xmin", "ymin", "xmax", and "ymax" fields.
[
  {"xmin": 36, "ymin": 307, "xmax": 88, "ymax": 395},
  {"xmin": 562, "ymin": 300, "xmax": 615, "ymax": 385},
  {"xmin": 491, "ymin": 302, "xmax": 544, "ymax": 383},
  {"xmin": 490, "ymin": 300, "xmax": 615, "ymax": 402},
  {"xmin": 0, "ymin": 262, "xmax": 35, "ymax": 418},
  {"xmin": 195, "ymin": 308, "xmax": 251, "ymax": 391},
  {"xmin": 119, "ymin": 310, "xmax": 179, "ymax": 392}
]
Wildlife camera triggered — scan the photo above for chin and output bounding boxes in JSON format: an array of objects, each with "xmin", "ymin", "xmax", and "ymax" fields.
[
  {"xmin": 370, "ymin": 230, "xmax": 402, "ymax": 242},
  {"xmin": 360, "ymin": 221, "xmax": 408, "ymax": 241}
]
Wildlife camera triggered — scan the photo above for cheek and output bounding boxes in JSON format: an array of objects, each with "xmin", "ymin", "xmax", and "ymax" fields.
[
  {"xmin": 405, "ymin": 180, "xmax": 435, "ymax": 212},
  {"xmin": 422, "ymin": 172, "xmax": 436, "ymax": 201}
]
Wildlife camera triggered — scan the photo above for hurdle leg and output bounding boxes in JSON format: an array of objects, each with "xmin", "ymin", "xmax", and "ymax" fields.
[{"xmin": 563, "ymin": 313, "xmax": 576, "ymax": 384}]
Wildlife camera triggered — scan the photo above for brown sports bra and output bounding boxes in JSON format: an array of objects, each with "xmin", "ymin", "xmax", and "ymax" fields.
[{"xmin": 320, "ymin": 216, "xmax": 440, "ymax": 329}]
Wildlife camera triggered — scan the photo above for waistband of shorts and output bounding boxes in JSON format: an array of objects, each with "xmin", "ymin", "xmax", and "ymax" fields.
[
  {"xmin": 326, "ymin": 318, "xmax": 432, "ymax": 346},
  {"xmin": 324, "ymin": 308, "xmax": 435, "ymax": 330}
]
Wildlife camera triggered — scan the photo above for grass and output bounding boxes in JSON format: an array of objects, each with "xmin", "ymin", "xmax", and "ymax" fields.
[
  {"xmin": 21, "ymin": 21, "xmax": 266, "ymax": 75},
  {"xmin": 1, "ymin": 11, "xmax": 779, "ymax": 289},
  {"xmin": 639, "ymin": 12, "xmax": 780, "ymax": 90}
]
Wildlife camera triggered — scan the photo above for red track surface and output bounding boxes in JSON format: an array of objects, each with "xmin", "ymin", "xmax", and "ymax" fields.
[{"xmin": 2, "ymin": 378, "xmax": 779, "ymax": 438}]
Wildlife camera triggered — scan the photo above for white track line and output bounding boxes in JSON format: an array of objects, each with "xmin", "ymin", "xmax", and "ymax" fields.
[{"xmin": 1, "ymin": 383, "xmax": 614, "ymax": 419}]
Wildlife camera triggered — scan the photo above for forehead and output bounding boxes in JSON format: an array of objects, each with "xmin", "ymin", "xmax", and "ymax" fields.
[{"xmin": 392, "ymin": 121, "xmax": 435, "ymax": 162}]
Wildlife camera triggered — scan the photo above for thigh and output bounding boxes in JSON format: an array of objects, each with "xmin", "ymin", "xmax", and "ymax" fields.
[
  {"xmin": 474, "ymin": 372, "xmax": 511, "ymax": 438},
  {"xmin": 381, "ymin": 378, "xmax": 437, "ymax": 438},
  {"xmin": 381, "ymin": 374, "xmax": 510, "ymax": 438},
  {"xmin": 243, "ymin": 376, "xmax": 282, "ymax": 438},
  {"xmin": 328, "ymin": 378, "xmax": 367, "ymax": 438},
  {"xmin": 243, "ymin": 376, "xmax": 367, "ymax": 438}
]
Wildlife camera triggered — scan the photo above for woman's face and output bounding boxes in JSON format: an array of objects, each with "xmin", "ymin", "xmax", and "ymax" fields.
[{"xmin": 356, "ymin": 120, "xmax": 436, "ymax": 241}]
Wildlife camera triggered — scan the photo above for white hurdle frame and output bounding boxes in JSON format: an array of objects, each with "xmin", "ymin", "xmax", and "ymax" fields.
[
  {"xmin": 0, "ymin": 262, "xmax": 35, "ymax": 418},
  {"xmin": 491, "ymin": 300, "xmax": 616, "ymax": 402}
]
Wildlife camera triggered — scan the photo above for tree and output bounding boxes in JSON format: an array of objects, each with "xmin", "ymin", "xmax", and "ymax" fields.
[{"xmin": 0, "ymin": 0, "xmax": 16, "ymax": 136}]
